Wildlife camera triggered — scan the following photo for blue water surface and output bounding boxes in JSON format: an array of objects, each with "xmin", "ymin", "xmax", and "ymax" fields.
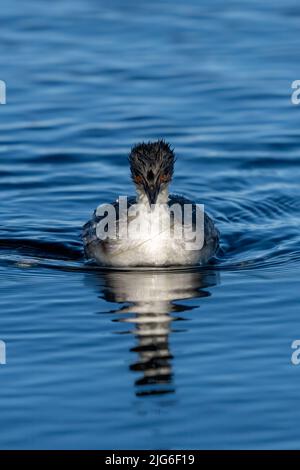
[{"xmin": 1, "ymin": 0, "xmax": 300, "ymax": 449}]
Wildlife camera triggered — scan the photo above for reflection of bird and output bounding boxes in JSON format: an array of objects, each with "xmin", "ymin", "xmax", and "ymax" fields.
[
  {"xmin": 82, "ymin": 141, "xmax": 219, "ymax": 267},
  {"xmin": 89, "ymin": 268, "xmax": 219, "ymax": 397}
]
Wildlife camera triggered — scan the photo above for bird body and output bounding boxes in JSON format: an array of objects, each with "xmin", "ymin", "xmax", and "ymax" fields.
[{"xmin": 82, "ymin": 141, "xmax": 219, "ymax": 267}]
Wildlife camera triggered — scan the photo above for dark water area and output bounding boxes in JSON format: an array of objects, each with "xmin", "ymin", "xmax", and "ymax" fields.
[{"xmin": 1, "ymin": 0, "xmax": 300, "ymax": 449}]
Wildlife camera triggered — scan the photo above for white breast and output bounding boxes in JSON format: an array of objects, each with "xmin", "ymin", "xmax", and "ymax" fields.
[{"xmin": 91, "ymin": 200, "xmax": 211, "ymax": 267}]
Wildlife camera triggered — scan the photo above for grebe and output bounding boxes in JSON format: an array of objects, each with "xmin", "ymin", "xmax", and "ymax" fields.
[{"xmin": 82, "ymin": 141, "xmax": 219, "ymax": 267}]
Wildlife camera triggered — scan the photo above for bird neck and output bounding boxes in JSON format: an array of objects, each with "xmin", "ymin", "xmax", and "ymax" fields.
[{"xmin": 136, "ymin": 186, "xmax": 169, "ymax": 206}]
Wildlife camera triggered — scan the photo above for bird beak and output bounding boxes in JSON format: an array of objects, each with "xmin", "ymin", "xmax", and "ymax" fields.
[{"xmin": 145, "ymin": 184, "xmax": 160, "ymax": 206}]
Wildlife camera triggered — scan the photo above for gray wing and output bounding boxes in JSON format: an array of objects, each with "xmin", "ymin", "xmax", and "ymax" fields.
[
  {"xmin": 168, "ymin": 194, "xmax": 220, "ymax": 254},
  {"xmin": 82, "ymin": 196, "xmax": 137, "ymax": 259}
]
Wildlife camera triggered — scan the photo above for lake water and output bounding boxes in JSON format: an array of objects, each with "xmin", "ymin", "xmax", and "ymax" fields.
[{"xmin": 1, "ymin": 0, "xmax": 300, "ymax": 449}]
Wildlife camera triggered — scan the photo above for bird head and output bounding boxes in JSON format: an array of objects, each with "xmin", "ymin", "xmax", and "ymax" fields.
[{"xmin": 129, "ymin": 140, "xmax": 175, "ymax": 206}]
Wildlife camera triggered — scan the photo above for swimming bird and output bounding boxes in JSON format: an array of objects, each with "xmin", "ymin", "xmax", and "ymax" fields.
[{"xmin": 82, "ymin": 140, "xmax": 219, "ymax": 267}]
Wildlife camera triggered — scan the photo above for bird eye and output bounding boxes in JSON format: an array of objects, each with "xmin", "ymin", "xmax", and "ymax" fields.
[
  {"xmin": 160, "ymin": 175, "xmax": 169, "ymax": 183},
  {"xmin": 134, "ymin": 175, "xmax": 143, "ymax": 185}
]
